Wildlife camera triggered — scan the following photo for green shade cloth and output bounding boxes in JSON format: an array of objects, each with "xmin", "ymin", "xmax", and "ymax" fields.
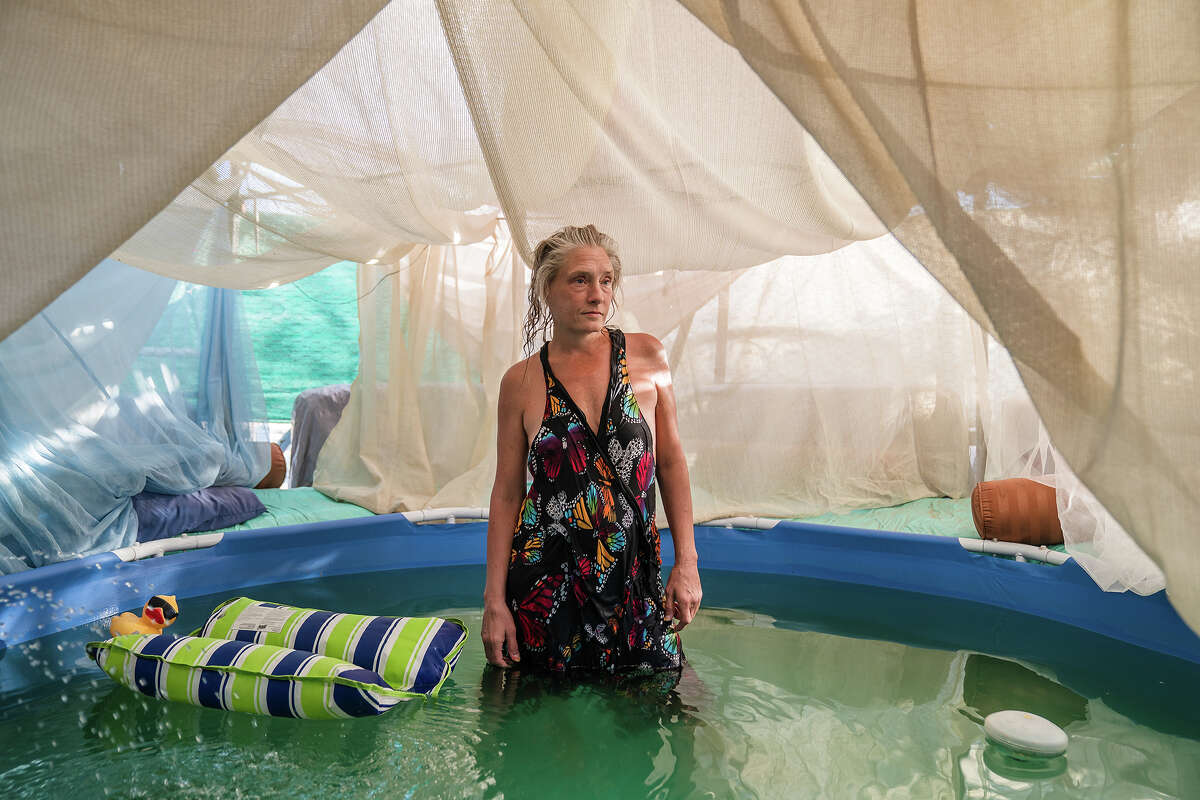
[{"xmin": 240, "ymin": 262, "xmax": 360, "ymax": 422}]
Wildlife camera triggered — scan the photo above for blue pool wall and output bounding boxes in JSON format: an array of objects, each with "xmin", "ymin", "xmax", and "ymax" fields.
[{"xmin": 4, "ymin": 515, "xmax": 1198, "ymax": 668}]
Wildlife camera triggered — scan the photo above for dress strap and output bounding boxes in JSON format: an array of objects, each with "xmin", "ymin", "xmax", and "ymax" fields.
[
  {"xmin": 608, "ymin": 328, "xmax": 627, "ymax": 390},
  {"xmin": 538, "ymin": 342, "xmax": 555, "ymax": 419},
  {"xmin": 538, "ymin": 342, "xmax": 552, "ymax": 386},
  {"xmin": 608, "ymin": 327, "xmax": 626, "ymax": 353}
]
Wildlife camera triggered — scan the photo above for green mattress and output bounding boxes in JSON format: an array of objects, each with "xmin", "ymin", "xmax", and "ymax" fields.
[
  {"xmin": 795, "ymin": 496, "xmax": 1068, "ymax": 553},
  {"xmin": 793, "ymin": 497, "xmax": 978, "ymax": 538},
  {"xmin": 222, "ymin": 494, "xmax": 973, "ymax": 539},
  {"xmin": 214, "ymin": 487, "xmax": 375, "ymax": 533}
]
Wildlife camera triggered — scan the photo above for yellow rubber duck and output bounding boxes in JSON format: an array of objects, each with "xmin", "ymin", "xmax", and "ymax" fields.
[{"xmin": 110, "ymin": 595, "xmax": 179, "ymax": 636}]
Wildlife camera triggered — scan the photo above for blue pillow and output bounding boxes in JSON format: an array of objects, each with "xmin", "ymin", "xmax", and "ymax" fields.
[{"xmin": 133, "ymin": 487, "xmax": 266, "ymax": 542}]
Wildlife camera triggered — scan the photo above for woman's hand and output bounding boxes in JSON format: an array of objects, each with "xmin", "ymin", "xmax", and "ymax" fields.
[
  {"xmin": 663, "ymin": 562, "xmax": 702, "ymax": 631},
  {"xmin": 481, "ymin": 600, "xmax": 521, "ymax": 667}
]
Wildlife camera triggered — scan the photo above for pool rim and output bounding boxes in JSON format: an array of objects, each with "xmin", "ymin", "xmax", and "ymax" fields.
[{"xmin": 2, "ymin": 514, "xmax": 1197, "ymax": 667}]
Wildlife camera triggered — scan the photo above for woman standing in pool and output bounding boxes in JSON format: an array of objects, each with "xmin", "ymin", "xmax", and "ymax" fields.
[{"xmin": 482, "ymin": 225, "xmax": 702, "ymax": 674}]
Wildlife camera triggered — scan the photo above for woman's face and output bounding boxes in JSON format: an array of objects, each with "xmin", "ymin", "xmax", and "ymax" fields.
[{"xmin": 545, "ymin": 246, "xmax": 615, "ymax": 336}]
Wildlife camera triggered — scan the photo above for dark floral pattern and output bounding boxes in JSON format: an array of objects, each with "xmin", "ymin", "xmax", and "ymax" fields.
[{"xmin": 507, "ymin": 329, "xmax": 682, "ymax": 674}]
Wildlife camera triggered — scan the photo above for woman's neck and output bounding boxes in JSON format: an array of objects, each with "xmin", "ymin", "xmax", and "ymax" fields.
[{"xmin": 549, "ymin": 327, "xmax": 610, "ymax": 358}]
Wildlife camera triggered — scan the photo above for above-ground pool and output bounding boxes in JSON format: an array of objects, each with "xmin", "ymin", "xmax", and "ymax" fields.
[{"xmin": 2, "ymin": 519, "xmax": 1199, "ymax": 797}]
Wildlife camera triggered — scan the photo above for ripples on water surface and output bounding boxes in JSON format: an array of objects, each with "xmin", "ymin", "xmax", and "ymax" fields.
[{"xmin": 1, "ymin": 567, "xmax": 1198, "ymax": 798}]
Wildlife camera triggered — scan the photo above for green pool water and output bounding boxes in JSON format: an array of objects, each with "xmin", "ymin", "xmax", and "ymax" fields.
[{"xmin": 1, "ymin": 568, "xmax": 1198, "ymax": 799}]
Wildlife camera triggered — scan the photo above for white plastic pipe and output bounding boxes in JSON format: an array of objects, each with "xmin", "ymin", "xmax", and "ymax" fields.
[
  {"xmin": 109, "ymin": 508, "xmax": 489, "ymax": 563},
  {"xmin": 112, "ymin": 532, "xmax": 225, "ymax": 562},
  {"xmin": 401, "ymin": 507, "xmax": 489, "ymax": 524},
  {"xmin": 703, "ymin": 516, "xmax": 781, "ymax": 530},
  {"xmin": 958, "ymin": 538, "xmax": 1071, "ymax": 565}
]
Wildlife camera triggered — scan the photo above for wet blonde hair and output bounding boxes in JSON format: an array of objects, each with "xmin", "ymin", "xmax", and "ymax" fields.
[{"xmin": 523, "ymin": 224, "xmax": 623, "ymax": 354}]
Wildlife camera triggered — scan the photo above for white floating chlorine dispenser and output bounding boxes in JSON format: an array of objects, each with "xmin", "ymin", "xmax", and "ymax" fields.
[{"xmin": 984, "ymin": 710, "xmax": 1069, "ymax": 759}]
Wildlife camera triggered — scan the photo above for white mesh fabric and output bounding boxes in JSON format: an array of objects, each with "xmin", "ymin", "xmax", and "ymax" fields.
[
  {"xmin": 315, "ymin": 230, "xmax": 526, "ymax": 512},
  {"xmin": 984, "ymin": 340, "xmax": 1166, "ymax": 597},
  {"xmin": 112, "ymin": 0, "xmax": 882, "ymax": 288},
  {"xmin": 435, "ymin": 0, "xmax": 885, "ymax": 269},
  {"xmin": 0, "ymin": 0, "xmax": 389, "ymax": 339},
  {"xmin": 681, "ymin": 1, "xmax": 1200, "ymax": 630},
  {"xmin": 4, "ymin": 0, "xmax": 1199, "ymax": 632},
  {"xmin": 114, "ymin": 0, "xmax": 498, "ymax": 287},
  {"xmin": 316, "ymin": 224, "xmax": 979, "ymax": 521}
]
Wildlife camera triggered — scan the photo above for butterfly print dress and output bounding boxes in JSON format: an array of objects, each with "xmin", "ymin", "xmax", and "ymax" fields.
[{"xmin": 507, "ymin": 329, "xmax": 683, "ymax": 674}]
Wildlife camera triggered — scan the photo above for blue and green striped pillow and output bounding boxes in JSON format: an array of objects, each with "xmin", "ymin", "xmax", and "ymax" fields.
[
  {"xmin": 87, "ymin": 633, "xmax": 411, "ymax": 718},
  {"xmin": 87, "ymin": 598, "xmax": 469, "ymax": 719},
  {"xmin": 196, "ymin": 597, "xmax": 467, "ymax": 697}
]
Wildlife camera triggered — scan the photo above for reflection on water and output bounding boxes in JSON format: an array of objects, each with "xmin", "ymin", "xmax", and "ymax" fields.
[
  {"xmin": 473, "ymin": 664, "xmax": 707, "ymax": 798},
  {"xmin": 0, "ymin": 570, "xmax": 1198, "ymax": 798},
  {"xmin": 961, "ymin": 654, "xmax": 1088, "ymax": 730}
]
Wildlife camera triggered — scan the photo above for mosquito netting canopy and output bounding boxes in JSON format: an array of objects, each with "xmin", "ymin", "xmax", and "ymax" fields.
[{"xmin": 2, "ymin": 1, "xmax": 1198, "ymax": 633}]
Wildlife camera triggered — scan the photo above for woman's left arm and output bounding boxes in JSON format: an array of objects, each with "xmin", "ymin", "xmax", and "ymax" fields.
[{"xmin": 647, "ymin": 338, "xmax": 703, "ymax": 630}]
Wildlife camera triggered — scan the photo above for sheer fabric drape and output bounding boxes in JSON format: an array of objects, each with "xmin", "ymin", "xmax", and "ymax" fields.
[
  {"xmin": 112, "ymin": 0, "xmax": 881, "ymax": 287},
  {"xmin": 3, "ymin": 0, "xmax": 1198, "ymax": 629},
  {"xmin": 316, "ymin": 225, "xmax": 979, "ymax": 521},
  {"xmin": 669, "ymin": 235, "xmax": 978, "ymax": 519},
  {"xmin": 433, "ymin": 0, "xmax": 885, "ymax": 269},
  {"xmin": 676, "ymin": 0, "xmax": 1200, "ymax": 631},
  {"xmin": 112, "ymin": 0, "xmax": 499, "ymax": 289},
  {"xmin": 0, "ymin": 261, "xmax": 269, "ymax": 573},
  {"xmin": 984, "ymin": 339, "xmax": 1166, "ymax": 597},
  {"xmin": 0, "ymin": 0, "xmax": 389, "ymax": 340},
  {"xmin": 316, "ymin": 232, "xmax": 525, "ymax": 512}
]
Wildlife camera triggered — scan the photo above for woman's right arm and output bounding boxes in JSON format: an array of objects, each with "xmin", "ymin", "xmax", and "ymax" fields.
[{"xmin": 482, "ymin": 364, "xmax": 530, "ymax": 667}]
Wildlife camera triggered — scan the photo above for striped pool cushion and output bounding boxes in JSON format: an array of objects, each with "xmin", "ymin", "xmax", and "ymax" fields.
[
  {"xmin": 86, "ymin": 634, "xmax": 413, "ymax": 718},
  {"xmin": 197, "ymin": 597, "xmax": 467, "ymax": 697}
]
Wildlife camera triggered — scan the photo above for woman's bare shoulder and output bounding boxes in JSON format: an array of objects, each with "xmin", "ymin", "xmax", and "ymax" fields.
[
  {"xmin": 499, "ymin": 353, "xmax": 544, "ymax": 397},
  {"xmin": 624, "ymin": 332, "xmax": 669, "ymax": 368}
]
